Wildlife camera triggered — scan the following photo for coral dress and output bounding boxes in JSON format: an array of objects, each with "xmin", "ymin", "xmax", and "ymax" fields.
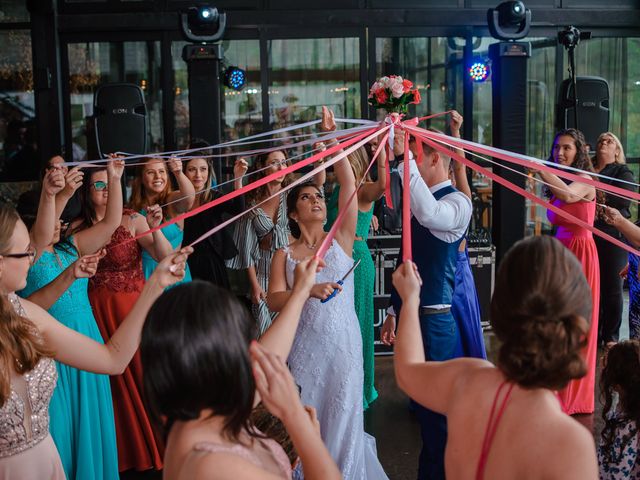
[
  {"xmin": 88, "ymin": 220, "xmax": 163, "ymax": 472},
  {"xmin": 547, "ymin": 198, "xmax": 600, "ymax": 415}
]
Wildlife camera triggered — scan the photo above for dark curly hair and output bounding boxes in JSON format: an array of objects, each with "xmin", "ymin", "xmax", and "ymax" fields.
[
  {"xmin": 490, "ymin": 235, "xmax": 592, "ymax": 390},
  {"xmin": 599, "ymin": 339, "xmax": 640, "ymax": 466},
  {"xmin": 286, "ymin": 182, "xmax": 323, "ymax": 239}
]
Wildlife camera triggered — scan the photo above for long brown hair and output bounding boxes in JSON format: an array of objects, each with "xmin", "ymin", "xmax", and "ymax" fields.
[
  {"xmin": 349, "ymin": 146, "xmax": 372, "ymax": 184},
  {"xmin": 247, "ymin": 150, "xmax": 291, "ymax": 204},
  {"xmin": 128, "ymin": 158, "xmax": 174, "ymax": 213},
  {"xmin": 186, "ymin": 139, "xmax": 218, "ymax": 206},
  {"xmin": 491, "ymin": 235, "xmax": 592, "ymax": 390},
  {"xmin": 0, "ymin": 204, "xmax": 53, "ymax": 406}
]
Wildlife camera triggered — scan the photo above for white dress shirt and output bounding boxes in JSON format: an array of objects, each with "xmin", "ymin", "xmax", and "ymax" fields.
[{"xmin": 387, "ymin": 159, "xmax": 472, "ymax": 315}]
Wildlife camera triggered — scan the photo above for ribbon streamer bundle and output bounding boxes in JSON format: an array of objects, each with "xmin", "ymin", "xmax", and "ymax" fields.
[{"xmin": 72, "ymin": 112, "xmax": 640, "ymax": 261}]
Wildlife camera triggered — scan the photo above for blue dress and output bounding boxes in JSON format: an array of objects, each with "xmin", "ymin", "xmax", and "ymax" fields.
[
  {"xmin": 19, "ymin": 240, "xmax": 119, "ymax": 480},
  {"xmin": 140, "ymin": 211, "xmax": 192, "ymax": 285},
  {"xmin": 451, "ymin": 249, "xmax": 487, "ymax": 359},
  {"xmin": 627, "ymin": 252, "xmax": 640, "ymax": 340}
]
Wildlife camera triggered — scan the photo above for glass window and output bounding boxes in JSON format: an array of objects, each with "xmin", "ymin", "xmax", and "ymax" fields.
[
  {"xmin": 172, "ymin": 39, "xmax": 261, "ymax": 148},
  {"xmin": 268, "ymin": 38, "xmax": 361, "ymax": 129},
  {"xmin": 375, "ymin": 37, "xmax": 464, "ymax": 130},
  {"xmin": 67, "ymin": 40, "xmax": 163, "ymax": 160},
  {"xmin": 525, "ymin": 38, "xmax": 557, "ymax": 236},
  {"xmin": 470, "ymin": 37, "xmax": 498, "ymax": 146},
  {"xmin": 0, "ymin": 30, "xmax": 38, "ymax": 185},
  {"xmin": 0, "ymin": 1, "xmax": 30, "ymax": 23},
  {"xmin": 570, "ymin": 37, "xmax": 640, "ymax": 158}
]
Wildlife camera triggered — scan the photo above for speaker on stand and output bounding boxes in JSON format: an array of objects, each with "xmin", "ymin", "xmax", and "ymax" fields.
[
  {"xmin": 556, "ymin": 76, "xmax": 609, "ymax": 150},
  {"xmin": 92, "ymin": 83, "xmax": 148, "ymax": 158}
]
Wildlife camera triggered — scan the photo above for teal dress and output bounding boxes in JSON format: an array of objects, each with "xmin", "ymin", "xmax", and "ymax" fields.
[
  {"xmin": 140, "ymin": 211, "xmax": 192, "ymax": 285},
  {"xmin": 326, "ymin": 185, "xmax": 378, "ymax": 409},
  {"xmin": 19, "ymin": 240, "xmax": 119, "ymax": 480}
]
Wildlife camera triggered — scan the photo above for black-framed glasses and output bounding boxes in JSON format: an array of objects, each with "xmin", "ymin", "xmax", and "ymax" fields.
[
  {"xmin": 3, "ymin": 246, "xmax": 37, "ymax": 265},
  {"xmin": 92, "ymin": 181, "xmax": 108, "ymax": 191}
]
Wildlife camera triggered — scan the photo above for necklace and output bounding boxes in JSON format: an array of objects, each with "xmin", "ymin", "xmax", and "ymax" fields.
[{"xmin": 303, "ymin": 240, "xmax": 317, "ymax": 250}]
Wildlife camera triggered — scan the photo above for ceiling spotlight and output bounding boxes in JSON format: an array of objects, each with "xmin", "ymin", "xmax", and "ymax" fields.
[
  {"xmin": 487, "ymin": 1, "xmax": 531, "ymax": 41},
  {"xmin": 180, "ymin": 5, "xmax": 226, "ymax": 43},
  {"xmin": 223, "ymin": 66, "xmax": 246, "ymax": 91}
]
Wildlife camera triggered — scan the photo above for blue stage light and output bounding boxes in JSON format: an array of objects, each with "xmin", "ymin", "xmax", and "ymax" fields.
[
  {"xmin": 198, "ymin": 6, "xmax": 215, "ymax": 21},
  {"xmin": 469, "ymin": 61, "xmax": 490, "ymax": 83},
  {"xmin": 224, "ymin": 66, "xmax": 246, "ymax": 91}
]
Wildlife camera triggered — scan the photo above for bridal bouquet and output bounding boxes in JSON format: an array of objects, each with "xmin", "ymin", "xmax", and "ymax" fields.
[{"xmin": 367, "ymin": 75, "xmax": 421, "ymax": 114}]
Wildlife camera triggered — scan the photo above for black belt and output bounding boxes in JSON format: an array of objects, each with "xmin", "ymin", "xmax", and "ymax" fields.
[{"xmin": 419, "ymin": 306, "xmax": 451, "ymax": 316}]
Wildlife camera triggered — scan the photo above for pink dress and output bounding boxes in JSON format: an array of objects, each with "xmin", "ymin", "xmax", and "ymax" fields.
[
  {"xmin": 0, "ymin": 294, "xmax": 65, "ymax": 479},
  {"xmin": 189, "ymin": 435, "xmax": 293, "ymax": 479},
  {"xmin": 548, "ymin": 198, "xmax": 600, "ymax": 414}
]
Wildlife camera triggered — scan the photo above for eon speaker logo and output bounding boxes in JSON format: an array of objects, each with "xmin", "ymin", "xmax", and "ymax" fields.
[{"xmin": 112, "ymin": 108, "xmax": 129, "ymax": 114}]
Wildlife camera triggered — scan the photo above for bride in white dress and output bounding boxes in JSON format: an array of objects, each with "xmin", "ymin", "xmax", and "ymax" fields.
[{"xmin": 267, "ymin": 108, "xmax": 388, "ymax": 480}]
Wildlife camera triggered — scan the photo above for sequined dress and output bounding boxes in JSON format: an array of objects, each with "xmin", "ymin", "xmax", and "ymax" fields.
[
  {"xmin": 19, "ymin": 241, "xmax": 119, "ymax": 479},
  {"xmin": 284, "ymin": 242, "xmax": 387, "ymax": 480},
  {"xmin": 88, "ymin": 217, "xmax": 164, "ymax": 472},
  {"xmin": 0, "ymin": 293, "xmax": 64, "ymax": 479}
]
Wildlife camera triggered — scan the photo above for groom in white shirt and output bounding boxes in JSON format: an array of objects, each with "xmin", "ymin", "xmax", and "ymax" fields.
[{"xmin": 381, "ymin": 127, "xmax": 472, "ymax": 480}]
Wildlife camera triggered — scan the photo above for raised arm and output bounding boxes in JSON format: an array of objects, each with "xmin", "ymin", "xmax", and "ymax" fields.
[
  {"xmin": 165, "ymin": 157, "xmax": 195, "ymax": 214},
  {"xmin": 260, "ymin": 257, "xmax": 319, "ymax": 361},
  {"xmin": 266, "ymin": 248, "xmax": 290, "ymax": 312},
  {"xmin": 393, "ymin": 261, "xmax": 489, "ymax": 415},
  {"xmin": 133, "ymin": 205, "xmax": 173, "ymax": 261},
  {"xmin": 55, "ymin": 166, "xmax": 84, "ymax": 219},
  {"xmin": 358, "ymin": 137, "xmax": 387, "ymax": 204},
  {"xmin": 27, "ymin": 249, "xmax": 191, "ymax": 375},
  {"xmin": 31, "ymin": 168, "xmax": 65, "ymax": 253},
  {"xmin": 25, "ymin": 251, "xmax": 102, "ymax": 310},
  {"xmin": 74, "ymin": 158, "xmax": 125, "ymax": 256},
  {"xmin": 537, "ymin": 170, "xmax": 595, "ymax": 203},
  {"xmin": 449, "ymin": 111, "xmax": 471, "ymax": 200},
  {"xmin": 604, "ymin": 206, "xmax": 640, "ymax": 248}
]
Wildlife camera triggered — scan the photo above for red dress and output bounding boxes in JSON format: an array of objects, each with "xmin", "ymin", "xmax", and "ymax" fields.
[
  {"xmin": 88, "ymin": 219, "xmax": 164, "ymax": 472},
  {"xmin": 547, "ymin": 198, "xmax": 600, "ymax": 414}
]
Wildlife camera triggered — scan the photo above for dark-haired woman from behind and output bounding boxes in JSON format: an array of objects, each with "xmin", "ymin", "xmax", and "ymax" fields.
[
  {"xmin": 531, "ymin": 128, "xmax": 600, "ymax": 415},
  {"xmin": 182, "ymin": 140, "xmax": 248, "ymax": 288},
  {"xmin": 598, "ymin": 339, "xmax": 640, "ymax": 479},
  {"xmin": 393, "ymin": 235, "xmax": 598, "ymax": 479},
  {"xmin": 140, "ymin": 258, "xmax": 341, "ymax": 480}
]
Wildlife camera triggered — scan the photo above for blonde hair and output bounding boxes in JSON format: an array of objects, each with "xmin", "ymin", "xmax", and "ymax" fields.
[
  {"xmin": 348, "ymin": 146, "xmax": 371, "ymax": 184},
  {"xmin": 128, "ymin": 158, "xmax": 174, "ymax": 214},
  {"xmin": 0, "ymin": 204, "xmax": 53, "ymax": 406},
  {"xmin": 595, "ymin": 132, "xmax": 626, "ymax": 166}
]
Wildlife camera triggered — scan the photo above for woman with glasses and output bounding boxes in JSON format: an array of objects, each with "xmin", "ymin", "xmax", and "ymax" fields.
[
  {"xmin": 70, "ymin": 165, "xmax": 173, "ymax": 475},
  {"xmin": 0, "ymin": 200, "xmax": 190, "ymax": 479},
  {"xmin": 592, "ymin": 132, "xmax": 635, "ymax": 349},
  {"xmin": 129, "ymin": 156, "xmax": 195, "ymax": 286},
  {"xmin": 17, "ymin": 160, "xmax": 127, "ymax": 480}
]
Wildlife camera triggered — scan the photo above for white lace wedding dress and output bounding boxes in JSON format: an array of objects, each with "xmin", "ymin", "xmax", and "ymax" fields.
[{"xmin": 284, "ymin": 241, "xmax": 388, "ymax": 480}]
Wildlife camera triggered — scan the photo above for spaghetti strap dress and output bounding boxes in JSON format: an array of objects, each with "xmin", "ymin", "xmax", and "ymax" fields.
[{"xmin": 547, "ymin": 198, "xmax": 600, "ymax": 414}]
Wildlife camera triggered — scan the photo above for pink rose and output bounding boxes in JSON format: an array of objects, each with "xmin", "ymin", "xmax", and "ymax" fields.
[{"xmin": 391, "ymin": 82, "xmax": 405, "ymax": 99}]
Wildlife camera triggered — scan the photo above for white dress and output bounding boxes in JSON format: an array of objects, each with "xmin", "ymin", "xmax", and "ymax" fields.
[{"xmin": 284, "ymin": 242, "xmax": 388, "ymax": 480}]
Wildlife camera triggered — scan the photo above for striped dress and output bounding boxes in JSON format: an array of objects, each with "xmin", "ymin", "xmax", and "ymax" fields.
[{"xmin": 227, "ymin": 194, "xmax": 291, "ymax": 335}]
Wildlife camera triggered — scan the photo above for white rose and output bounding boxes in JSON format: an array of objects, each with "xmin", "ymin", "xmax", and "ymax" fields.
[
  {"xmin": 379, "ymin": 76, "xmax": 390, "ymax": 88},
  {"xmin": 391, "ymin": 82, "xmax": 405, "ymax": 98}
]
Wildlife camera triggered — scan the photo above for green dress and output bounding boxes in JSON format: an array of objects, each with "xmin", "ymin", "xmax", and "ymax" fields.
[{"xmin": 326, "ymin": 185, "xmax": 378, "ymax": 409}]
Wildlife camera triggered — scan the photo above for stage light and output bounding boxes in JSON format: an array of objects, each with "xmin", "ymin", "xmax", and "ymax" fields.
[
  {"xmin": 487, "ymin": 1, "xmax": 531, "ymax": 41},
  {"xmin": 180, "ymin": 5, "xmax": 226, "ymax": 43},
  {"xmin": 223, "ymin": 66, "xmax": 246, "ymax": 91},
  {"xmin": 469, "ymin": 61, "xmax": 490, "ymax": 83}
]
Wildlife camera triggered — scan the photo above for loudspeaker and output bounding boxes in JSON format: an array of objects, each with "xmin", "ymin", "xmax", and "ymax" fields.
[
  {"xmin": 93, "ymin": 83, "xmax": 147, "ymax": 158},
  {"xmin": 557, "ymin": 76, "xmax": 609, "ymax": 149}
]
